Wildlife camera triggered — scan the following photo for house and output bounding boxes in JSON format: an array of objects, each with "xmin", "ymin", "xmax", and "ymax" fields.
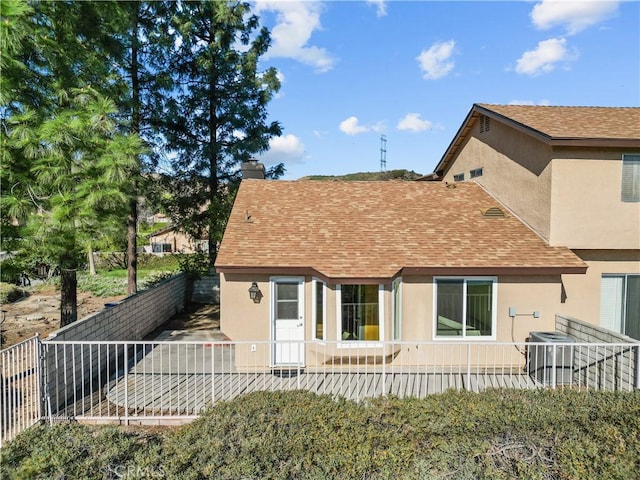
[
  {"xmin": 144, "ymin": 225, "xmax": 208, "ymax": 254},
  {"xmin": 431, "ymin": 104, "xmax": 640, "ymax": 339},
  {"xmin": 215, "ymin": 179, "xmax": 586, "ymax": 368}
]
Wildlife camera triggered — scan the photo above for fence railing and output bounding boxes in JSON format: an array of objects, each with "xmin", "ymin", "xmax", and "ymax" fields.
[
  {"xmin": 1, "ymin": 336, "xmax": 42, "ymax": 448},
  {"xmin": 40, "ymin": 339, "xmax": 638, "ymax": 425},
  {"xmin": 2, "ymin": 338, "xmax": 638, "ymax": 443}
]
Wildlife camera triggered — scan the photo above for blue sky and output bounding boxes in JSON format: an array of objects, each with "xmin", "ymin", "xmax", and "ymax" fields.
[{"xmin": 251, "ymin": 1, "xmax": 640, "ymax": 180}]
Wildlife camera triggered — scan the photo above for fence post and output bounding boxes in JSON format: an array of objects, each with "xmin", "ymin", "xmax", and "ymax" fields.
[
  {"xmin": 551, "ymin": 345, "xmax": 557, "ymax": 389},
  {"xmin": 635, "ymin": 344, "xmax": 640, "ymax": 391},
  {"xmin": 124, "ymin": 344, "xmax": 129, "ymax": 425},
  {"xmin": 466, "ymin": 343, "xmax": 471, "ymax": 390},
  {"xmin": 381, "ymin": 345, "xmax": 386, "ymax": 396}
]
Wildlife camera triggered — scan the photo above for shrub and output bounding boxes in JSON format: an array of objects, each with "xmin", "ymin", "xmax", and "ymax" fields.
[
  {"xmin": 0, "ymin": 423, "xmax": 163, "ymax": 480},
  {"xmin": 0, "ymin": 282, "xmax": 26, "ymax": 303},
  {"xmin": 2, "ymin": 390, "xmax": 639, "ymax": 479}
]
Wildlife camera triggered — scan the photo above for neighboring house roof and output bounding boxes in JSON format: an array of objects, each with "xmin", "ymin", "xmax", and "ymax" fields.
[
  {"xmin": 215, "ymin": 180, "xmax": 586, "ymax": 280},
  {"xmin": 435, "ymin": 104, "xmax": 640, "ymax": 177},
  {"xmin": 146, "ymin": 225, "xmax": 177, "ymax": 239}
]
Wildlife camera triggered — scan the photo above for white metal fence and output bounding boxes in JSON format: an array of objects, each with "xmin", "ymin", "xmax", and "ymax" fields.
[
  {"xmin": 2, "ymin": 337, "xmax": 638, "ymax": 444},
  {"xmin": 41, "ymin": 339, "xmax": 638, "ymax": 425},
  {"xmin": 1, "ymin": 336, "xmax": 42, "ymax": 448}
]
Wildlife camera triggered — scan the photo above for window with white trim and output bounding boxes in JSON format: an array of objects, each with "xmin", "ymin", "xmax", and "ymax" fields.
[
  {"xmin": 600, "ymin": 274, "xmax": 640, "ymax": 340},
  {"xmin": 621, "ymin": 154, "xmax": 640, "ymax": 202},
  {"xmin": 453, "ymin": 173, "xmax": 464, "ymax": 182},
  {"xmin": 337, "ymin": 284, "xmax": 382, "ymax": 341},
  {"xmin": 392, "ymin": 278, "xmax": 402, "ymax": 341},
  {"xmin": 312, "ymin": 279, "xmax": 326, "ymax": 340},
  {"xmin": 434, "ymin": 277, "xmax": 496, "ymax": 338}
]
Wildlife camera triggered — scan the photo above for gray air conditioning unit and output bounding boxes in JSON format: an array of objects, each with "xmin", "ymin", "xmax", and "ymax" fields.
[{"xmin": 527, "ymin": 331, "xmax": 576, "ymax": 386}]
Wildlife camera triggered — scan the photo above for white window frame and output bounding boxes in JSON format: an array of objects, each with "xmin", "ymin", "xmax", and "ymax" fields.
[
  {"xmin": 432, "ymin": 276, "xmax": 498, "ymax": 341},
  {"xmin": 600, "ymin": 274, "xmax": 640, "ymax": 339},
  {"xmin": 312, "ymin": 278, "xmax": 326, "ymax": 342},
  {"xmin": 392, "ymin": 278, "xmax": 402, "ymax": 341},
  {"xmin": 336, "ymin": 284, "xmax": 384, "ymax": 348}
]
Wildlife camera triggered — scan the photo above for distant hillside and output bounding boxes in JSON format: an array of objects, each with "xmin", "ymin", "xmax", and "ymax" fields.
[{"xmin": 299, "ymin": 169, "xmax": 424, "ymax": 181}]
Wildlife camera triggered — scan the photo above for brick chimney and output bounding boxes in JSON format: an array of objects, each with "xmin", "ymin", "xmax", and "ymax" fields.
[{"xmin": 241, "ymin": 159, "xmax": 265, "ymax": 179}]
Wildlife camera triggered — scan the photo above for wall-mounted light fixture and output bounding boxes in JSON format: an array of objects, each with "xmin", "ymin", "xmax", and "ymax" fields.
[{"xmin": 248, "ymin": 282, "xmax": 262, "ymax": 303}]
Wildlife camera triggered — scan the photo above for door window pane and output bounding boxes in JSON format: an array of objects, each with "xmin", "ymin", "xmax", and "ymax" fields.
[{"xmin": 276, "ymin": 283, "xmax": 298, "ymax": 319}]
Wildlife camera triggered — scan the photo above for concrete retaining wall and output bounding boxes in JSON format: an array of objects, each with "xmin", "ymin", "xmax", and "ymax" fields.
[
  {"xmin": 44, "ymin": 274, "xmax": 187, "ymax": 413},
  {"xmin": 556, "ymin": 314, "xmax": 639, "ymax": 390}
]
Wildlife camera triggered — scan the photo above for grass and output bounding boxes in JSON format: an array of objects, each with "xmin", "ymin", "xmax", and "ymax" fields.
[
  {"xmin": 1, "ymin": 389, "xmax": 638, "ymax": 479},
  {"xmin": 1, "ymin": 254, "xmax": 183, "ymax": 299}
]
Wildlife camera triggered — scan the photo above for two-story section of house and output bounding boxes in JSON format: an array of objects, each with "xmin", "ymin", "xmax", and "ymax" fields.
[{"xmin": 432, "ymin": 104, "xmax": 640, "ymax": 339}]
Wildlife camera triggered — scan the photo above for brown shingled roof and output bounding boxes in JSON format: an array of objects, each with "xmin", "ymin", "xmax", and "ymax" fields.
[
  {"xmin": 477, "ymin": 104, "xmax": 640, "ymax": 140},
  {"xmin": 215, "ymin": 180, "xmax": 586, "ymax": 279}
]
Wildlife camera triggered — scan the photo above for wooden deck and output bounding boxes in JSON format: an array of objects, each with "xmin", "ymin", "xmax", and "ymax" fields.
[{"xmin": 60, "ymin": 370, "xmax": 541, "ymax": 418}]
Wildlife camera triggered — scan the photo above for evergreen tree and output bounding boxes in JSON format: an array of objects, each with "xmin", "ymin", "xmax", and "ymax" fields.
[
  {"xmin": 164, "ymin": 0, "xmax": 284, "ymax": 268},
  {"xmin": 1, "ymin": 1, "xmax": 142, "ymax": 325}
]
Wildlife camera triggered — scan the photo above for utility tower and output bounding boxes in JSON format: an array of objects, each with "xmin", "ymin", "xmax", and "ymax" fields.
[{"xmin": 380, "ymin": 134, "xmax": 387, "ymax": 172}]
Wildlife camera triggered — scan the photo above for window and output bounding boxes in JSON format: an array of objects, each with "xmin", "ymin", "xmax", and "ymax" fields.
[
  {"xmin": 392, "ymin": 278, "xmax": 402, "ymax": 341},
  {"xmin": 453, "ymin": 173, "xmax": 465, "ymax": 182},
  {"xmin": 470, "ymin": 167, "xmax": 484, "ymax": 178},
  {"xmin": 313, "ymin": 279, "xmax": 325, "ymax": 340},
  {"xmin": 621, "ymin": 154, "xmax": 640, "ymax": 202},
  {"xmin": 152, "ymin": 242, "xmax": 172, "ymax": 253},
  {"xmin": 600, "ymin": 275, "xmax": 640, "ymax": 340},
  {"xmin": 337, "ymin": 284, "xmax": 382, "ymax": 341},
  {"xmin": 435, "ymin": 278, "xmax": 496, "ymax": 338}
]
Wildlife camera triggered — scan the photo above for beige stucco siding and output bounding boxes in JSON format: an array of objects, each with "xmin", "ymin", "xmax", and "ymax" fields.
[
  {"xmin": 220, "ymin": 272, "xmax": 566, "ymax": 369},
  {"xmin": 441, "ymin": 121, "xmax": 553, "ymax": 241},
  {"xmin": 550, "ymin": 157, "xmax": 640, "ymax": 249},
  {"xmin": 400, "ymin": 275, "xmax": 561, "ymax": 343},
  {"xmin": 560, "ymin": 250, "xmax": 640, "ymax": 326}
]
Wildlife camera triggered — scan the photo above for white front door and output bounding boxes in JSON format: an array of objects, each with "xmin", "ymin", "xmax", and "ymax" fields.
[{"xmin": 272, "ymin": 278, "xmax": 305, "ymax": 366}]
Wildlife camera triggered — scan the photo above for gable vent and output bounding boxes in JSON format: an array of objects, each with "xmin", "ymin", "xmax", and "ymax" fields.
[
  {"xmin": 479, "ymin": 115, "xmax": 491, "ymax": 133},
  {"xmin": 482, "ymin": 207, "xmax": 505, "ymax": 218}
]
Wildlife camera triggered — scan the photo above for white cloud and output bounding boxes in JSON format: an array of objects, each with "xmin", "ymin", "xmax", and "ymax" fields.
[
  {"xmin": 259, "ymin": 134, "xmax": 306, "ymax": 165},
  {"xmin": 508, "ymin": 99, "xmax": 552, "ymax": 106},
  {"xmin": 531, "ymin": 0, "xmax": 619, "ymax": 35},
  {"xmin": 515, "ymin": 37, "xmax": 577, "ymax": 76},
  {"xmin": 396, "ymin": 113, "xmax": 432, "ymax": 132},
  {"xmin": 339, "ymin": 116, "xmax": 370, "ymax": 136},
  {"xmin": 416, "ymin": 40, "xmax": 456, "ymax": 80},
  {"xmin": 367, "ymin": 0, "xmax": 387, "ymax": 18},
  {"xmin": 254, "ymin": 1, "xmax": 335, "ymax": 73},
  {"xmin": 313, "ymin": 129, "xmax": 328, "ymax": 138}
]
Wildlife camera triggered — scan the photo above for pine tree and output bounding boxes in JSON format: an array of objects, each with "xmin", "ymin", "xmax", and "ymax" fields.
[
  {"xmin": 163, "ymin": 0, "xmax": 284, "ymax": 268},
  {"xmin": 1, "ymin": 1, "xmax": 143, "ymax": 325}
]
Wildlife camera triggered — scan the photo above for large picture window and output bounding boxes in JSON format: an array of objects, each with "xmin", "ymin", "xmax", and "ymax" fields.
[
  {"xmin": 338, "ymin": 284, "xmax": 382, "ymax": 341},
  {"xmin": 435, "ymin": 278, "xmax": 496, "ymax": 338}
]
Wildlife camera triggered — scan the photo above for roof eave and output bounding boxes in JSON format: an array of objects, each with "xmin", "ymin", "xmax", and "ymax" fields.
[
  {"xmin": 401, "ymin": 266, "xmax": 587, "ymax": 276},
  {"xmin": 216, "ymin": 264, "xmax": 588, "ymax": 279}
]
